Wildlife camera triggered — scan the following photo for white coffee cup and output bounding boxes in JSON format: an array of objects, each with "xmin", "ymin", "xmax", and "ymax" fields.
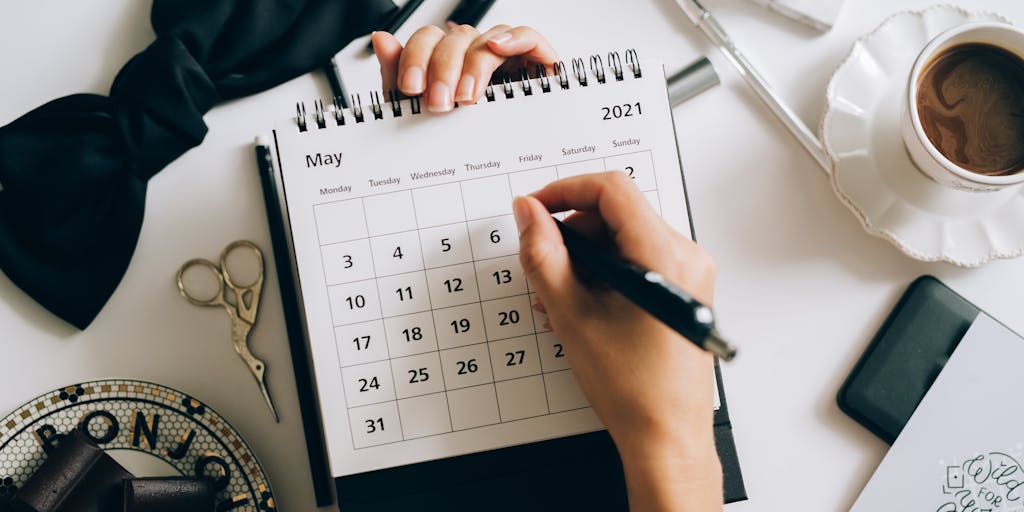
[{"xmin": 902, "ymin": 22, "xmax": 1024, "ymax": 193}]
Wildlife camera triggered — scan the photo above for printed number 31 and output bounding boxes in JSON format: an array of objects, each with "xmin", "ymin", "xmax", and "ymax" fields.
[{"xmin": 365, "ymin": 417, "xmax": 384, "ymax": 434}]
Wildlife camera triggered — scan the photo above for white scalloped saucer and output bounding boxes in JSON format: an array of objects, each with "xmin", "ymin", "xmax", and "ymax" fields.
[{"xmin": 821, "ymin": 5, "xmax": 1024, "ymax": 267}]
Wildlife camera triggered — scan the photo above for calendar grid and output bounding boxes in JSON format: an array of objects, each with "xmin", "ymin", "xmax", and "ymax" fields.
[{"xmin": 313, "ymin": 150, "xmax": 657, "ymax": 450}]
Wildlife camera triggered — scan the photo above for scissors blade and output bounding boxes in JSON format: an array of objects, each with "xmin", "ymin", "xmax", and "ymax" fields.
[{"xmin": 255, "ymin": 374, "xmax": 280, "ymax": 423}]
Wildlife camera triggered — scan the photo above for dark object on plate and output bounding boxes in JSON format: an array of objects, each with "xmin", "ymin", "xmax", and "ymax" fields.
[
  {"xmin": 838, "ymin": 275, "xmax": 981, "ymax": 444},
  {"xmin": 11, "ymin": 429, "xmax": 131, "ymax": 512},
  {"xmin": 123, "ymin": 478, "xmax": 214, "ymax": 512},
  {"xmin": 0, "ymin": 0, "xmax": 395, "ymax": 330}
]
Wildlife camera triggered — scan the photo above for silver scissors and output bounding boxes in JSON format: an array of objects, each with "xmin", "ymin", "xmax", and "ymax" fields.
[{"xmin": 176, "ymin": 240, "xmax": 279, "ymax": 422}]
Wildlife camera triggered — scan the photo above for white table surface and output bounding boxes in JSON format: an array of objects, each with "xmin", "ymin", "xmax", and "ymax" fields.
[{"xmin": 3, "ymin": 0, "xmax": 1023, "ymax": 510}]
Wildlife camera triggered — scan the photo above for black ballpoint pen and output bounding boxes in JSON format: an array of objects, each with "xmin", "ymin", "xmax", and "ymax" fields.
[
  {"xmin": 447, "ymin": 0, "xmax": 496, "ymax": 27},
  {"xmin": 364, "ymin": 0, "xmax": 427, "ymax": 53},
  {"xmin": 554, "ymin": 218, "xmax": 737, "ymax": 361}
]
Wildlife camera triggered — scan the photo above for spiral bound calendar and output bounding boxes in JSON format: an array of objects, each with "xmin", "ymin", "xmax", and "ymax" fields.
[{"xmin": 266, "ymin": 50, "xmax": 744, "ymax": 500}]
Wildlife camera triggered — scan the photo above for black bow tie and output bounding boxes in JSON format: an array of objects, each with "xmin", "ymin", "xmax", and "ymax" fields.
[{"xmin": 0, "ymin": 0, "xmax": 393, "ymax": 329}]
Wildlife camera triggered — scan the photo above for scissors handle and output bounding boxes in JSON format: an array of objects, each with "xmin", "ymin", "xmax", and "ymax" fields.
[
  {"xmin": 220, "ymin": 240, "xmax": 265, "ymax": 325},
  {"xmin": 176, "ymin": 258, "xmax": 226, "ymax": 307}
]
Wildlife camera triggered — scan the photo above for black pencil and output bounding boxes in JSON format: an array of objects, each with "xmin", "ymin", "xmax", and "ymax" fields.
[
  {"xmin": 254, "ymin": 137, "xmax": 335, "ymax": 506},
  {"xmin": 554, "ymin": 218, "xmax": 737, "ymax": 361}
]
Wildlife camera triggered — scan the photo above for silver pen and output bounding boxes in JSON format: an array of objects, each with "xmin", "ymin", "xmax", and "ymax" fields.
[{"xmin": 673, "ymin": 0, "xmax": 832, "ymax": 173}]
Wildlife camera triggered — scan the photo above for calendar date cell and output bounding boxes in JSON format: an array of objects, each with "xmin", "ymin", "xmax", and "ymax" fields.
[
  {"xmin": 321, "ymin": 239, "xmax": 375, "ymax": 285},
  {"xmin": 363, "ymin": 190, "xmax": 417, "ymax": 236},
  {"xmin": 475, "ymin": 255, "xmax": 528, "ymax": 300},
  {"xmin": 425, "ymin": 262, "xmax": 481, "ymax": 308},
  {"xmin": 508, "ymin": 167, "xmax": 557, "ymax": 197},
  {"xmin": 377, "ymin": 272, "xmax": 431, "ymax": 317},
  {"xmin": 349, "ymin": 401, "xmax": 403, "ymax": 448},
  {"xmin": 440, "ymin": 343, "xmax": 494, "ymax": 389},
  {"xmin": 418, "ymin": 223, "xmax": 473, "ymax": 269},
  {"xmin": 397, "ymin": 393, "xmax": 453, "ymax": 439},
  {"xmin": 496, "ymin": 376, "xmax": 549, "ymax": 421},
  {"xmin": 605, "ymin": 151, "xmax": 655, "ymax": 191},
  {"xmin": 384, "ymin": 311, "xmax": 439, "ymax": 358},
  {"xmin": 488, "ymin": 335, "xmax": 542, "ymax": 381},
  {"xmin": 447, "ymin": 384, "xmax": 500, "ymax": 430},
  {"xmin": 336, "ymin": 320, "xmax": 389, "ymax": 366},
  {"xmin": 329, "ymin": 280, "xmax": 382, "ymax": 326},
  {"xmin": 467, "ymin": 216, "xmax": 519, "ymax": 260},
  {"xmin": 391, "ymin": 352, "xmax": 445, "ymax": 399},
  {"xmin": 481, "ymin": 295, "xmax": 535, "ymax": 341},
  {"xmin": 460, "ymin": 175, "xmax": 513, "ymax": 220},
  {"xmin": 342, "ymin": 360, "xmax": 397, "ymax": 407},
  {"xmin": 412, "ymin": 182, "xmax": 466, "ymax": 228},
  {"xmin": 432, "ymin": 303, "xmax": 487, "ymax": 350},
  {"xmin": 536, "ymin": 331, "xmax": 570, "ymax": 373},
  {"xmin": 370, "ymin": 230, "xmax": 425, "ymax": 276},
  {"xmin": 314, "ymin": 199, "xmax": 368, "ymax": 244}
]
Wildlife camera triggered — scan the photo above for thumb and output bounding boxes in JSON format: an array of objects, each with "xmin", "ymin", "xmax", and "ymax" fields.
[{"xmin": 513, "ymin": 196, "xmax": 576, "ymax": 302}]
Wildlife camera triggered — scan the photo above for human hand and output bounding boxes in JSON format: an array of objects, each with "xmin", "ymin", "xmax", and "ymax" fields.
[
  {"xmin": 371, "ymin": 25, "xmax": 557, "ymax": 113},
  {"xmin": 513, "ymin": 172, "xmax": 722, "ymax": 511}
]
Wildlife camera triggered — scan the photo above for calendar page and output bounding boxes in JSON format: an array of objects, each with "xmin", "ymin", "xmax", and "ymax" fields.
[{"xmin": 272, "ymin": 61, "xmax": 718, "ymax": 477}]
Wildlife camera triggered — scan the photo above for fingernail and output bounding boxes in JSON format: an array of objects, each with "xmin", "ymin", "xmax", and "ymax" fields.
[
  {"xmin": 401, "ymin": 67, "xmax": 425, "ymax": 94},
  {"xmin": 427, "ymin": 82, "xmax": 454, "ymax": 112},
  {"xmin": 532, "ymin": 301, "xmax": 547, "ymax": 314},
  {"xmin": 490, "ymin": 31, "xmax": 513, "ymax": 45},
  {"xmin": 543, "ymin": 320, "xmax": 552, "ymax": 331},
  {"xmin": 455, "ymin": 75, "xmax": 476, "ymax": 103},
  {"xmin": 513, "ymin": 196, "xmax": 533, "ymax": 235}
]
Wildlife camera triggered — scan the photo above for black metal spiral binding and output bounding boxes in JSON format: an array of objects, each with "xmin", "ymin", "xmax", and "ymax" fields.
[
  {"xmin": 554, "ymin": 61, "xmax": 569, "ymax": 90},
  {"xmin": 571, "ymin": 58, "xmax": 588, "ymax": 87},
  {"xmin": 626, "ymin": 48, "xmax": 642, "ymax": 78},
  {"xmin": 370, "ymin": 91, "xmax": 384, "ymax": 120},
  {"xmin": 332, "ymin": 96, "xmax": 346, "ymax": 125},
  {"xmin": 295, "ymin": 102, "xmax": 307, "ymax": 132},
  {"xmin": 295, "ymin": 50, "xmax": 643, "ymax": 131},
  {"xmin": 537, "ymin": 64, "xmax": 551, "ymax": 93},
  {"xmin": 351, "ymin": 93, "xmax": 364, "ymax": 123},
  {"xmin": 590, "ymin": 55, "xmax": 606, "ymax": 84},
  {"xmin": 608, "ymin": 52, "xmax": 624, "ymax": 82},
  {"xmin": 501, "ymin": 74, "xmax": 514, "ymax": 99},
  {"xmin": 519, "ymin": 69, "xmax": 533, "ymax": 96},
  {"xmin": 314, "ymin": 99, "xmax": 326, "ymax": 129},
  {"xmin": 387, "ymin": 90, "xmax": 402, "ymax": 118}
]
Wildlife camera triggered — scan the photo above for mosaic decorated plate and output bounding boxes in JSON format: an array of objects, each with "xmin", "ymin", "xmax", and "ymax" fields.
[{"xmin": 0, "ymin": 379, "xmax": 276, "ymax": 511}]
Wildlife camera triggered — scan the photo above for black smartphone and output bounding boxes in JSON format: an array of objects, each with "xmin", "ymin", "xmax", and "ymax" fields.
[{"xmin": 837, "ymin": 276, "xmax": 981, "ymax": 444}]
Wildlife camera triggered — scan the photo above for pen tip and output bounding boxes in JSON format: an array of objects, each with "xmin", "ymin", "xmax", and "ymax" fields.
[{"xmin": 704, "ymin": 331, "xmax": 737, "ymax": 361}]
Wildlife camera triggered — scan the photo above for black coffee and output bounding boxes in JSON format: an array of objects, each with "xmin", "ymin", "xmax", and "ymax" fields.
[{"xmin": 917, "ymin": 42, "xmax": 1024, "ymax": 176}]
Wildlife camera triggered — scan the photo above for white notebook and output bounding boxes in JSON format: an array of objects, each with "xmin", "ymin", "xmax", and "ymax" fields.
[
  {"xmin": 851, "ymin": 314, "xmax": 1024, "ymax": 511},
  {"xmin": 270, "ymin": 52, "xmax": 719, "ymax": 477}
]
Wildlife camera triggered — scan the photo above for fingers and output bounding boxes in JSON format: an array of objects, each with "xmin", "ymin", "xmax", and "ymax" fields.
[
  {"xmin": 512, "ymin": 196, "xmax": 579, "ymax": 305},
  {"xmin": 372, "ymin": 32, "xmax": 404, "ymax": 94},
  {"xmin": 531, "ymin": 172, "xmax": 676, "ymax": 270},
  {"xmin": 486, "ymin": 26, "xmax": 559, "ymax": 66},
  {"xmin": 424, "ymin": 24, "xmax": 480, "ymax": 112},
  {"xmin": 532, "ymin": 172, "xmax": 661, "ymax": 236},
  {"xmin": 455, "ymin": 25, "xmax": 513, "ymax": 103},
  {"xmin": 397, "ymin": 25, "xmax": 446, "ymax": 97}
]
